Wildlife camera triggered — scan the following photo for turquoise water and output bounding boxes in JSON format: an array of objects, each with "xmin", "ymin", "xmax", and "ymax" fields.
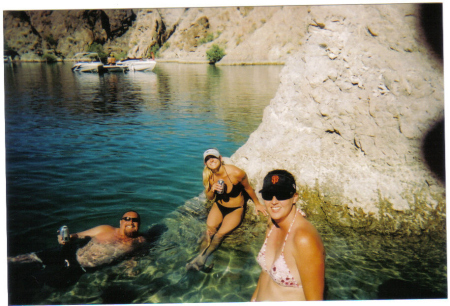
[
  {"xmin": 5, "ymin": 62, "xmax": 282, "ymax": 255},
  {"xmin": 5, "ymin": 62, "xmax": 447, "ymax": 304}
]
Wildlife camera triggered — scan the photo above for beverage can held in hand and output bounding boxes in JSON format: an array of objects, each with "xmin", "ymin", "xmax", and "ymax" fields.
[
  {"xmin": 59, "ymin": 225, "xmax": 70, "ymax": 242},
  {"xmin": 217, "ymin": 179, "xmax": 225, "ymax": 194}
]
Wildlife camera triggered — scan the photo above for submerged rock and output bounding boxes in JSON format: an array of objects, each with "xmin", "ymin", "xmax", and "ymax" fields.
[{"xmin": 232, "ymin": 4, "xmax": 445, "ymax": 236}]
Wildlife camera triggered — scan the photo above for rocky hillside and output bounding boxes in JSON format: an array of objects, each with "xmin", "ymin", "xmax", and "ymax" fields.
[
  {"xmin": 3, "ymin": 9, "xmax": 136, "ymax": 60},
  {"xmin": 232, "ymin": 3, "xmax": 445, "ymax": 236},
  {"xmin": 3, "ymin": 6, "xmax": 308, "ymax": 63}
]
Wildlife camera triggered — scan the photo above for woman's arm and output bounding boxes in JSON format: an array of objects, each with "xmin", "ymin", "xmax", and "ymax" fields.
[
  {"xmin": 294, "ymin": 225, "xmax": 325, "ymax": 300},
  {"xmin": 204, "ymin": 185, "xmax": 216, "ymax": 200},
  {"xmin": 237, "ymin": 169, "xmax": 268, "ymax": 216},
  {"xmin": 205, "ymin": 178, "xmax": 224, "ymax": 200},
  {"xmin": 252, "ymin": 225, "xmax": 272, "ymax": 301},
  {"xmin": 251, "ymin": 272, "xmax": 263, "ymax": 301}
]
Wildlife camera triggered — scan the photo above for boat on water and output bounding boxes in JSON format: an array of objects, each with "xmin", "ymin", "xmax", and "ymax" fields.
[
  {"xmin": 71, "ymin": 52, "xmax": 105, "ymax": 73},
  {"xmin": 117, "ymin": 58, "xmax": 157, "ymax": 72},
  {"xmin": 103, "ymin": 63, "xmax": 129, "ymax": 72},
  {"xmin": 103, "ymin": 55, "xmax": 129, "ymax": 73}
]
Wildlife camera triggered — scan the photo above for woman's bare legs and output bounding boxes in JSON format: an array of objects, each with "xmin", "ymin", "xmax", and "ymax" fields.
[{"xmin": 186, "ymin": 203, "xmax": 243, "ymax": 271}]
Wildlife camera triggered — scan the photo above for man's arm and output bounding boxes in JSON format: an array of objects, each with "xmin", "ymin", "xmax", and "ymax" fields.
[{"xmin": 58, "ymin": 225, "xmax": 114, "ymax": 244}]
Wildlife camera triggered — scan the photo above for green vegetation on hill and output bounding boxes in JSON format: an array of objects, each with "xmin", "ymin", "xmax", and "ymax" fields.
[{"xmin": 206, "ymin": 44, "xmax": 225, "ymax": 64}]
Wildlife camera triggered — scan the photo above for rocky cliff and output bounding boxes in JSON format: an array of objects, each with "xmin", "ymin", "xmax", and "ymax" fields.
[
  {"xmin": 232, "ymin": 4, "xmax": 445, "ymax": 236},
  {"xmin": 3, "ymin": 9, "xmax": 137, "ymax": 60},
  {"xmin": 3, "ymin": 4, "xmax": 445, "ymax": 236},
  {"xmin": 3, "ymin": 6, "xmax": 308, "ymax": 63}
]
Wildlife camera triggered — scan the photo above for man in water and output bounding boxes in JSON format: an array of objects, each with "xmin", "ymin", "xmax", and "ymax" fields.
[
  {"xmin": 61, "ymin": 210, "xmax": 146, "ymax": 268},
  {"xmin": 8, "ymin": 210, "xmax": 146, "ymax": 269}
]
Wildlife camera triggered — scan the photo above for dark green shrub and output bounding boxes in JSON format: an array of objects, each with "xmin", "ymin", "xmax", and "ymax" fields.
[
  {"xmin": 161, "ymin": 41, "xmax": 171, "ymax": 51},
  {"xmin": 206, "ymin": 44, "xmax": 225, "ymax": 64},
  {"xmin": 87, "ymin": 42, "xmax": 107, "ymax": 60},
  {"xmin": 148, "ymin": 43, "xmax": 160, "ymax": 58},
  {"xmin": 45, "ymin": 34, "xmax": 58, "ymax": 48},
  {"xmin": 42, "ymin": 53, "xmax": 57, "ymax": 62},
  {"xmin": 116, "ymin": 51, "xmax": 128, "ymax": 60}
]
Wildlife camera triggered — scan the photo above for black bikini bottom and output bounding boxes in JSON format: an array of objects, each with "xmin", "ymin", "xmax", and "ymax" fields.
[{"xmin": 217, "ymin": 202, "xmax": 243, "ymax": 217}]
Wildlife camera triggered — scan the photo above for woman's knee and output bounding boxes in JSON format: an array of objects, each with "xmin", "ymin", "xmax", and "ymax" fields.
[
  {"xmin": 211, "ymin": 231, "xmax": 226, "ymax": 243},
  {"xmin": 206, "ymin": 225, "xmax": 218, "ymax": 237}
]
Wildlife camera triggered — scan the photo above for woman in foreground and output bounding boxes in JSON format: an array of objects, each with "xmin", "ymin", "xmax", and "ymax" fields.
[
  {"xmin": 186, "ymin": 148, "xmax": 267, "ymax": 271},
  {"xmin": 251, "ymin": 170, "xmax": 325, "ymax": 301}
]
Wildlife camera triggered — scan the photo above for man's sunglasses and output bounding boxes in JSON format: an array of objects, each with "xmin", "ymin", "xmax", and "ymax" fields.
[
  {"xmin": 261, "ymin": 189, "xmax": 294, "ymax": 201},
  {"xmin": 121, "ymin": 217, "xmax": 140, "ymax": 222}
]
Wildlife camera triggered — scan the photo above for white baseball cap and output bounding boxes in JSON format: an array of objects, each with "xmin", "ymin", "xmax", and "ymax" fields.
[{"xmin": 203, "ymin": 148, "xmax": 221, "ymax": 161}]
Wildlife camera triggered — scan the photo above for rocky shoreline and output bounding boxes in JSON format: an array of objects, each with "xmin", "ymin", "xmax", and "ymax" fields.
[
  {"xmin": 4, "ymin": 4, "xmax": 445, "ymax": 236},
  {"xmin": 232, "ymin": 4, "xmax": 445, "ymax": 236}
]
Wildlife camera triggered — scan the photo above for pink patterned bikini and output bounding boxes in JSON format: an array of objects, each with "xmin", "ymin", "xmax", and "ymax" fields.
[{"xmin": 256, "ymin": 209, "xmax": 302, "ymax": 288}]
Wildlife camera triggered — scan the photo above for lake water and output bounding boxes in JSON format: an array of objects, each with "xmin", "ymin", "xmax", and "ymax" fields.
[{"xmin": 4, "ymin": 62, "xmax": 447, "ymax": 304}]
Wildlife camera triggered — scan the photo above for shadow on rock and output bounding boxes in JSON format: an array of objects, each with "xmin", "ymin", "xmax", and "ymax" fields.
[
  {"xmin": 420, "ymin": 3, "xmax": 443, "ymax": 61},
  {"xmin": 144, "ymin": 223, "xmax": 168, "ymax": 246},
  {"xmin": 422, "ymin": 118, "xmax": 445, "ymax": 183}
]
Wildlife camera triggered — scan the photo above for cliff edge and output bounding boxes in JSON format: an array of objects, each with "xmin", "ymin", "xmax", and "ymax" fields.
[{"xmin": 232, "ymin": 4, "xmax": 445, "ymax": 236}]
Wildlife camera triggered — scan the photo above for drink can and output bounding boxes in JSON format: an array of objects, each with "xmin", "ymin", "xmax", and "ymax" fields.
[
  {"xmin": 60, "ymin": 225, "xmax": 70, "ymax": 242},
  {"xmin": 217, "ymin": 179, "xmax": 225, "ymax": 194}
]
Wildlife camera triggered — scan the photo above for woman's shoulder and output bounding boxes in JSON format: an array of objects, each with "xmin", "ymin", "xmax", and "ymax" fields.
[
  {"xmin": 224, "ymin": 164, "xmax": 246, "ymax": 178},
  {"xmin": 291, "ymin": 217, "xmax": 323, "ymax": 251}
]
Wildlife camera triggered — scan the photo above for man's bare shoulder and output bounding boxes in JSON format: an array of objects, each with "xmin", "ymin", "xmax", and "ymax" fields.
[
  {"xmin": 93, "ymin": 225, "xmax": 116, "ymax": 232},
  {"xmin": 80, "ymin": 225, "xmax": 116, "ymax": 236}
]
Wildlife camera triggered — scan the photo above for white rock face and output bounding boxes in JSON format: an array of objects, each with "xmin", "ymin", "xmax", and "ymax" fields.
[{"xmin": 231, "ymin": 4, "xmax": 445, "ymax": 233}]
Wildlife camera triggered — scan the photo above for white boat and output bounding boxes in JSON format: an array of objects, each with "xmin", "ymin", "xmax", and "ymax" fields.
[
  {"xmin": 71, "ymin": 52, "xmax": 105, "ymax": 73},
  {"xmin": 103, "ymin": 63, "xmax": 129, "ymax": 73},
  {"xmin": 117, "ymin": 58, "xmax": 156, "ymax": 72}
]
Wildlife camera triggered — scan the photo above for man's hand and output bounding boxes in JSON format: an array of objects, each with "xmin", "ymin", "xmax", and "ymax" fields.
[
  {"xmin": 57, "ymin": 231, "xmax": 76, "ymax": 245},
  {"xmin": 57, "ymin": 232, "xmax": 66, "ymax": 245}
]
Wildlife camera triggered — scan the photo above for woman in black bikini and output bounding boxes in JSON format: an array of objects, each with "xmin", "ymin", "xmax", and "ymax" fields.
[{"xmin": 186, "ymin": 148, "xmax": 267, "ymax": 271}]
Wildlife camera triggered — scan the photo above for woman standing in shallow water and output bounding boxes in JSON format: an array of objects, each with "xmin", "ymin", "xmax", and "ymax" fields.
[
  {"xmin": 186, "ymin": 148, "xmax": 268, "ymax": 271},
  {"xmin": 252, "ymin": 170, "xmax": 325, "ymax": 301}
]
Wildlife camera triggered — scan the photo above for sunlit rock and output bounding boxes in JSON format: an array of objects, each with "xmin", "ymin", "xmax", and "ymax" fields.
[{"xmin": 232, "ymin": 4, "xmax": 445, "ymax": 235}]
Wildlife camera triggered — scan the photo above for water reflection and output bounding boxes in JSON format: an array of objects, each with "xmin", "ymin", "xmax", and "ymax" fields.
[{"xmin": 152, "ymin": 63, "xmax": 282, "ymax": 143}]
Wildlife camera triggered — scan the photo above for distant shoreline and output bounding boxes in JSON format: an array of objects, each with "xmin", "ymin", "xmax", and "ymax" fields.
[{"xmin": 5, "ymin": 59, "xmax": 286, "ymax": 66}]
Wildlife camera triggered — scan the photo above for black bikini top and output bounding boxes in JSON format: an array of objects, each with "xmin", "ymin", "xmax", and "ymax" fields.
[{"xmin": 214, "ymin": 167, "xmax": 244, "ymax": 203}]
